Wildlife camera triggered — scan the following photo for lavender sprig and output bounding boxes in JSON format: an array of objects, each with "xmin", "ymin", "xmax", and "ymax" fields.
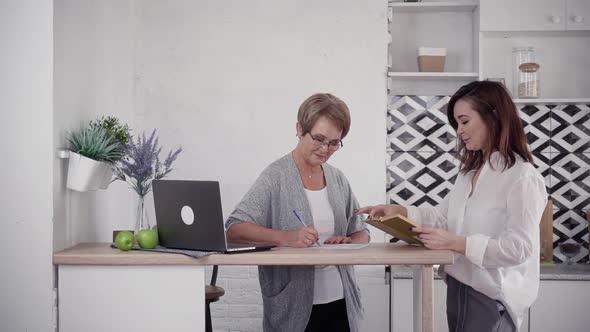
[{"xmin": 115, "ymin": 129, "xmax": 182, "ymax": 196}]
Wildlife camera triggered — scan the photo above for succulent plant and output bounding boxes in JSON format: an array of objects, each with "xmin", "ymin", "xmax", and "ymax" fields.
[{"xmin": 67, "ymin": 126, "xmax": 125, "ymax": 163}]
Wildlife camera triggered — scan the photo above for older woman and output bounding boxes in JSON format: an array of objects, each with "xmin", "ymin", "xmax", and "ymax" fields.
[{"xmin": 226, "ymin": 93, "xmax": 369, "ymax": 332}]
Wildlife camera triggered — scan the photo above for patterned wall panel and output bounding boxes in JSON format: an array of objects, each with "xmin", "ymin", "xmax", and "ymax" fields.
[
  {"xmin": 387, "ymin": 151, "xmax": 459, "ymax": 208},
  {"xmin": 547, "ymin": 104, "xmax": 590, "ymax": 263},
  {"xmin": 387, "ymin": 95, "xmax": 455, "ymax": 153},
  {"xmin": 386, "ymin": 96, "xmax": 590, "ymax": 263}
]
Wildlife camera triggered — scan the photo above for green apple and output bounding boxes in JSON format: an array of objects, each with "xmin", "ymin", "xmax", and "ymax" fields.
[
  {"xmin": 114, "ymin": 231, "xmax": 134, "ymax": 251},
  {"xmin": 137, "ymin": 229, "xmax": 159, "ymax": 249}
]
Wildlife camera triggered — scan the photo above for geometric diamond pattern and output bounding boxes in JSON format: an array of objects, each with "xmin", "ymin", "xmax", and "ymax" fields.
[
  {"xmin": 387, "ymin": 151, "xmax": 459, "ymax": 208},
  {"xmin": 386, "ymin": 95, "xmax": 459, "ymax": 210},
  {"xmin": 386, "ymin": 96, "xmax": 590, "ymax": 263},
  {"xmin": 519, "ymin": 104, "xmax": 552, "ymax": 153},
  {"xmin": 552, "ymin": 210, "xmax": 589, "ymax": 263},
  {"xmin": 551, "ymin": 104, "xmax": 590, "ymax": 154},
  {"xmin": 521, "ymin": 103, "xmax": 590, "ymax": 263},
  {"xmin": 387, "ymin": 96, "xmax": 455, "ymax": 152}
]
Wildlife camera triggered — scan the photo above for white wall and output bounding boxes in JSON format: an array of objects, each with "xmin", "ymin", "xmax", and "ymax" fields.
[
  {"xmin": 54, "ymin": 0, "xmax": 389, "ymax": 247},
  {"xmin": 0, "ymin": 1, "xmax": 55, "ymax": 331},
  {"xmin": 53, "ymin": 0, "xmax": 389, "ymax": 331},
  {"xmin": 53, "ymin": 0, "xmax": 137, "ymax": 250},
  {"xmin": 133, "ymin": 0, "xmax": 388, "ymax": 221}
]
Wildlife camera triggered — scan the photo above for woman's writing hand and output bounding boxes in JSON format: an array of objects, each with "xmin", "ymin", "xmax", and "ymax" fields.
[
  {"xmin": 355, "ymin": 204, "xmax": 407, "ymax": 218},
  {"xmin": 414, "ymin": 226, "xmax": 466, "ymax": 254},
  {"xmin": 285, "ymin": 227, "xmax": 319, "ymax": 248},
  {"xmin": 323, "ymin": 236, "xmax": 352, "ymax": 244}
]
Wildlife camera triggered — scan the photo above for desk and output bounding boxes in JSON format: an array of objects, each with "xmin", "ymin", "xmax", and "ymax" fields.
[{"xmin": 53, "ymin": 243, "xmax": 453, "ymax": 332}]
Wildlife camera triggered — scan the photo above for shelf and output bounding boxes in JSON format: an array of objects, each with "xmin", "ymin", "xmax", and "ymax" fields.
[
  {"xmin": 513, "ymin": 98, "xmax": 590, "ymax": 104},
  {"xmin": 388, "ymin": 1, "xmax": 478, "ymax": 12},
  {"xmin": 388, "ymin": 71, "xmax": 479, "ymax": 79}
]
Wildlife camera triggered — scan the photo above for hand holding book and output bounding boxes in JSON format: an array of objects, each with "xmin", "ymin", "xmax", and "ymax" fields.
[
  {"xmin": 363, "ymin": 214, "xmax": 424, "ymax": 246},
  {"xmin": 355, "ymin": 204, "xmax": 407, "ymax": 219},
  {"xmin": 412, "ymin": 225, "xmax": 466, "ymax": 253}
]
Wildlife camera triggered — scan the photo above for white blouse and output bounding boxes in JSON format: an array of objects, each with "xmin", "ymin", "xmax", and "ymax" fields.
[
  {"xmin": 407, "ymin": 152, "xmax": 547, "ymax": 330},
  {"xmin": 304, "ymin": 187, "xmax": 344, "ymax": 305}
]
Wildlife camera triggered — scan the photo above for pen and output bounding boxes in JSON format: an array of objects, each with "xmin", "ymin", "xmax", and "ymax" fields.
[{"xmin": 292, "ymin": 210, "xmax": 321, "ymax": 247}]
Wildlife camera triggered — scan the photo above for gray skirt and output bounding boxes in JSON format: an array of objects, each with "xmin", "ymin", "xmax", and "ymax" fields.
[{"xmin": 446, "ymin": 275, "xmax": 516, "ymax": 332}]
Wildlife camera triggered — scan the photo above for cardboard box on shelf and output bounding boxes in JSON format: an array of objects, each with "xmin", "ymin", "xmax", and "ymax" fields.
[{"xmin": 417, "ymin": 47, "xmax": 446, "ymax": 72}]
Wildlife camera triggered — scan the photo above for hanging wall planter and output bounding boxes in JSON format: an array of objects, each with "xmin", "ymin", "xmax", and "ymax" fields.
[
  {"xmin": 65, "ymin": 151, "xmax": 114, "ymax": 192},
  {"xmin": 63, "ymin": 116, "xmax": 130, "ymax": 192}
]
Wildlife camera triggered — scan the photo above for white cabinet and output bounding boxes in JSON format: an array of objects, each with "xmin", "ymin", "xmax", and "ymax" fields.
[
  {"xmin": 480, "ymin": 0, "xmax": 520, "ymax": 31},
  {"xmin": 358, "ymin": 266, "xmax": 390, "ymax": 331},
  {"xmin": 520, "ymin": 0, "xmax": 566, "ymax": 31},
  {"xmin": 481, "ymin": 0, "xmax": 590, "ymax": 31},
  {"xmin": 481, "ymin": 0, "xmax": 565, "ymax": 31},
  {"xmin": 58, "ymin": 265, "xmax": 206, "ymax": 332},
  {"xmin": 529, "ymin": 280, "xmax": 590, "ymax": 332},
  {"xmin": 567, "ymin": 0, "xmax": 590, "ymax": 30},
  {"xmin": 391, "ymin": 278, "xmax": 449, "ymax": 332},
  {"xmin": 479, "ymin": 0, "xmax": 590, "ymax": 99}
]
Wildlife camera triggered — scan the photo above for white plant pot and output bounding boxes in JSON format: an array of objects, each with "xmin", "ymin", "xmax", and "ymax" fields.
[
  {"xmin": 98, "ymin": 165, "xmax": 115, "ymax": 189},
  {"xmin": 66, "ymin": 152, "xmax": 114, "ymax": 192}
]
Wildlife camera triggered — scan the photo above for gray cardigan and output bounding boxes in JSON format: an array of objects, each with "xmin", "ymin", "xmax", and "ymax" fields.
[{"xmin": 226, "ymin": 153, "xmax": 369, "ymax": 332}]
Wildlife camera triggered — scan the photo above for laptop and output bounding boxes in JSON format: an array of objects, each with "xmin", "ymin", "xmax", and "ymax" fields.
[{"xmin": 152, "ymin": 179, "xmax": 275, "ymax": 253}]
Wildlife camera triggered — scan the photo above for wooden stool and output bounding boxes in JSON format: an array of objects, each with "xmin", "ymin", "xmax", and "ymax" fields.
[{"xmin": 205, "ymin": 265, "xmax": 224, "ymax": 332}]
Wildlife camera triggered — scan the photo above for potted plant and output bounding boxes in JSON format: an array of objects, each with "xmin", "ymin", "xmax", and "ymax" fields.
[
  {"xmin": 114, "ymin": 129, "xmax": 181, "ymax": 234},
  {"xmin": 66, "ymin": 116, "xmax": 129, "ymax": 192},
  {"xmin": 89, "ymin": 116, "xmax": 130, "ymax": 188}
]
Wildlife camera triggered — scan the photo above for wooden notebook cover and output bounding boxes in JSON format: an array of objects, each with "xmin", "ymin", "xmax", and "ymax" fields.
[{"xmin": 365, "ymin": 214, "xmax": 424, "ymax": 246}]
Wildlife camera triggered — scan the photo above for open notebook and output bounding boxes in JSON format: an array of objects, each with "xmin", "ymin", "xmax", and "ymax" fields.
[
  {"xmin": 364, "ymin": 214, "xmax": 424, "ymax": 246},
  {"xmin": 308, "ymin": 243, "xmax": 370, "ymax": 250}
]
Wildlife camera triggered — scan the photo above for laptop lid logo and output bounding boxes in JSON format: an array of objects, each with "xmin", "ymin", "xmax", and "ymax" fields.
[{"xmin": 181, "ymin": 205, "xmax": 195, "ymax": 225}]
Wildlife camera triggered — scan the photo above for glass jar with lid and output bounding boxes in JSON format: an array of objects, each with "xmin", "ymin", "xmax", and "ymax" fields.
[
  {"xmin": 512, "ymin": 47, "xmax": 540, "ymax": 98},
  {"xmin": 517, "ymin": 62, "xmax": 540, "ymax": 98}
]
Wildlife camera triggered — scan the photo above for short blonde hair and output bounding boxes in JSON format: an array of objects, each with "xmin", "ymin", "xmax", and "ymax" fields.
[{"xmin": 297, "ymin": 93, "xmax": 351, "ymax": 139}]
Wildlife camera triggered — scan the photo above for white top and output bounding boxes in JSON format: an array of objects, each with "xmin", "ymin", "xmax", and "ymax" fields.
[
  {"xmin": 407, "ymin": 152, "xmax": 547, "ymax": 330},
  {"xmin": 305, "ymin": 187, "xmax": 344, "ymax": 304}
]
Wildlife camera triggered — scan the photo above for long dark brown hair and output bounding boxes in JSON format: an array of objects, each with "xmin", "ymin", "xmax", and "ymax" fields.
[{"xmin": 447, "ymin": 80, "xmax": 533, "ymax": 174}]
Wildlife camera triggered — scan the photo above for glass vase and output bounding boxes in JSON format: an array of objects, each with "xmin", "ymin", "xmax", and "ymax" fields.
[{"xmin": 134, "ymin": 194, "xmax": 151, "ymax": 236}]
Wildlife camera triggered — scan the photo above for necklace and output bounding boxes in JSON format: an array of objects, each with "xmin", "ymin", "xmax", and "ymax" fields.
[
  {"xmin": 304, "ymin": 168, "xmax": 322, "ymax": 179},
  {"xmin": 292, "ymin": 151, "xmax": 322, "ymax": 180}
]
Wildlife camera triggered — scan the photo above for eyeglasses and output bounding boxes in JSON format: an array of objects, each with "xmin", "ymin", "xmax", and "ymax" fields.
[{"xmin": 308, "ymin": 133, "xmax": 343, "ymax": 150}]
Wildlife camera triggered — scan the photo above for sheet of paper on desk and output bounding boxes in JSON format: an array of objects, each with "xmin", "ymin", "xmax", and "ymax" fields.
[{"xmin": 309, "ymin": 243, "xmax": 370, "ymax": 250}]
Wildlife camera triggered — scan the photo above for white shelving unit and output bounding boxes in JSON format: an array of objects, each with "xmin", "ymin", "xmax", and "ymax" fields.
[
  {"xmin": 387, "ymin": 71, "xmax": 479, "ymax": 79},
  {"xmin": 388, "ymin": 1, "xmax": 480, "ymax": 95},
  {"xmin": 388, "ymin": 1, "xmax": 590, "ymax": 99},
  {"xmin": 513, "ymin": 98, "xmax": 590, "ymax": 104},
  {"xmin": 389, "ymin": 1, "xmax": 478, "ymax": 12}
]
